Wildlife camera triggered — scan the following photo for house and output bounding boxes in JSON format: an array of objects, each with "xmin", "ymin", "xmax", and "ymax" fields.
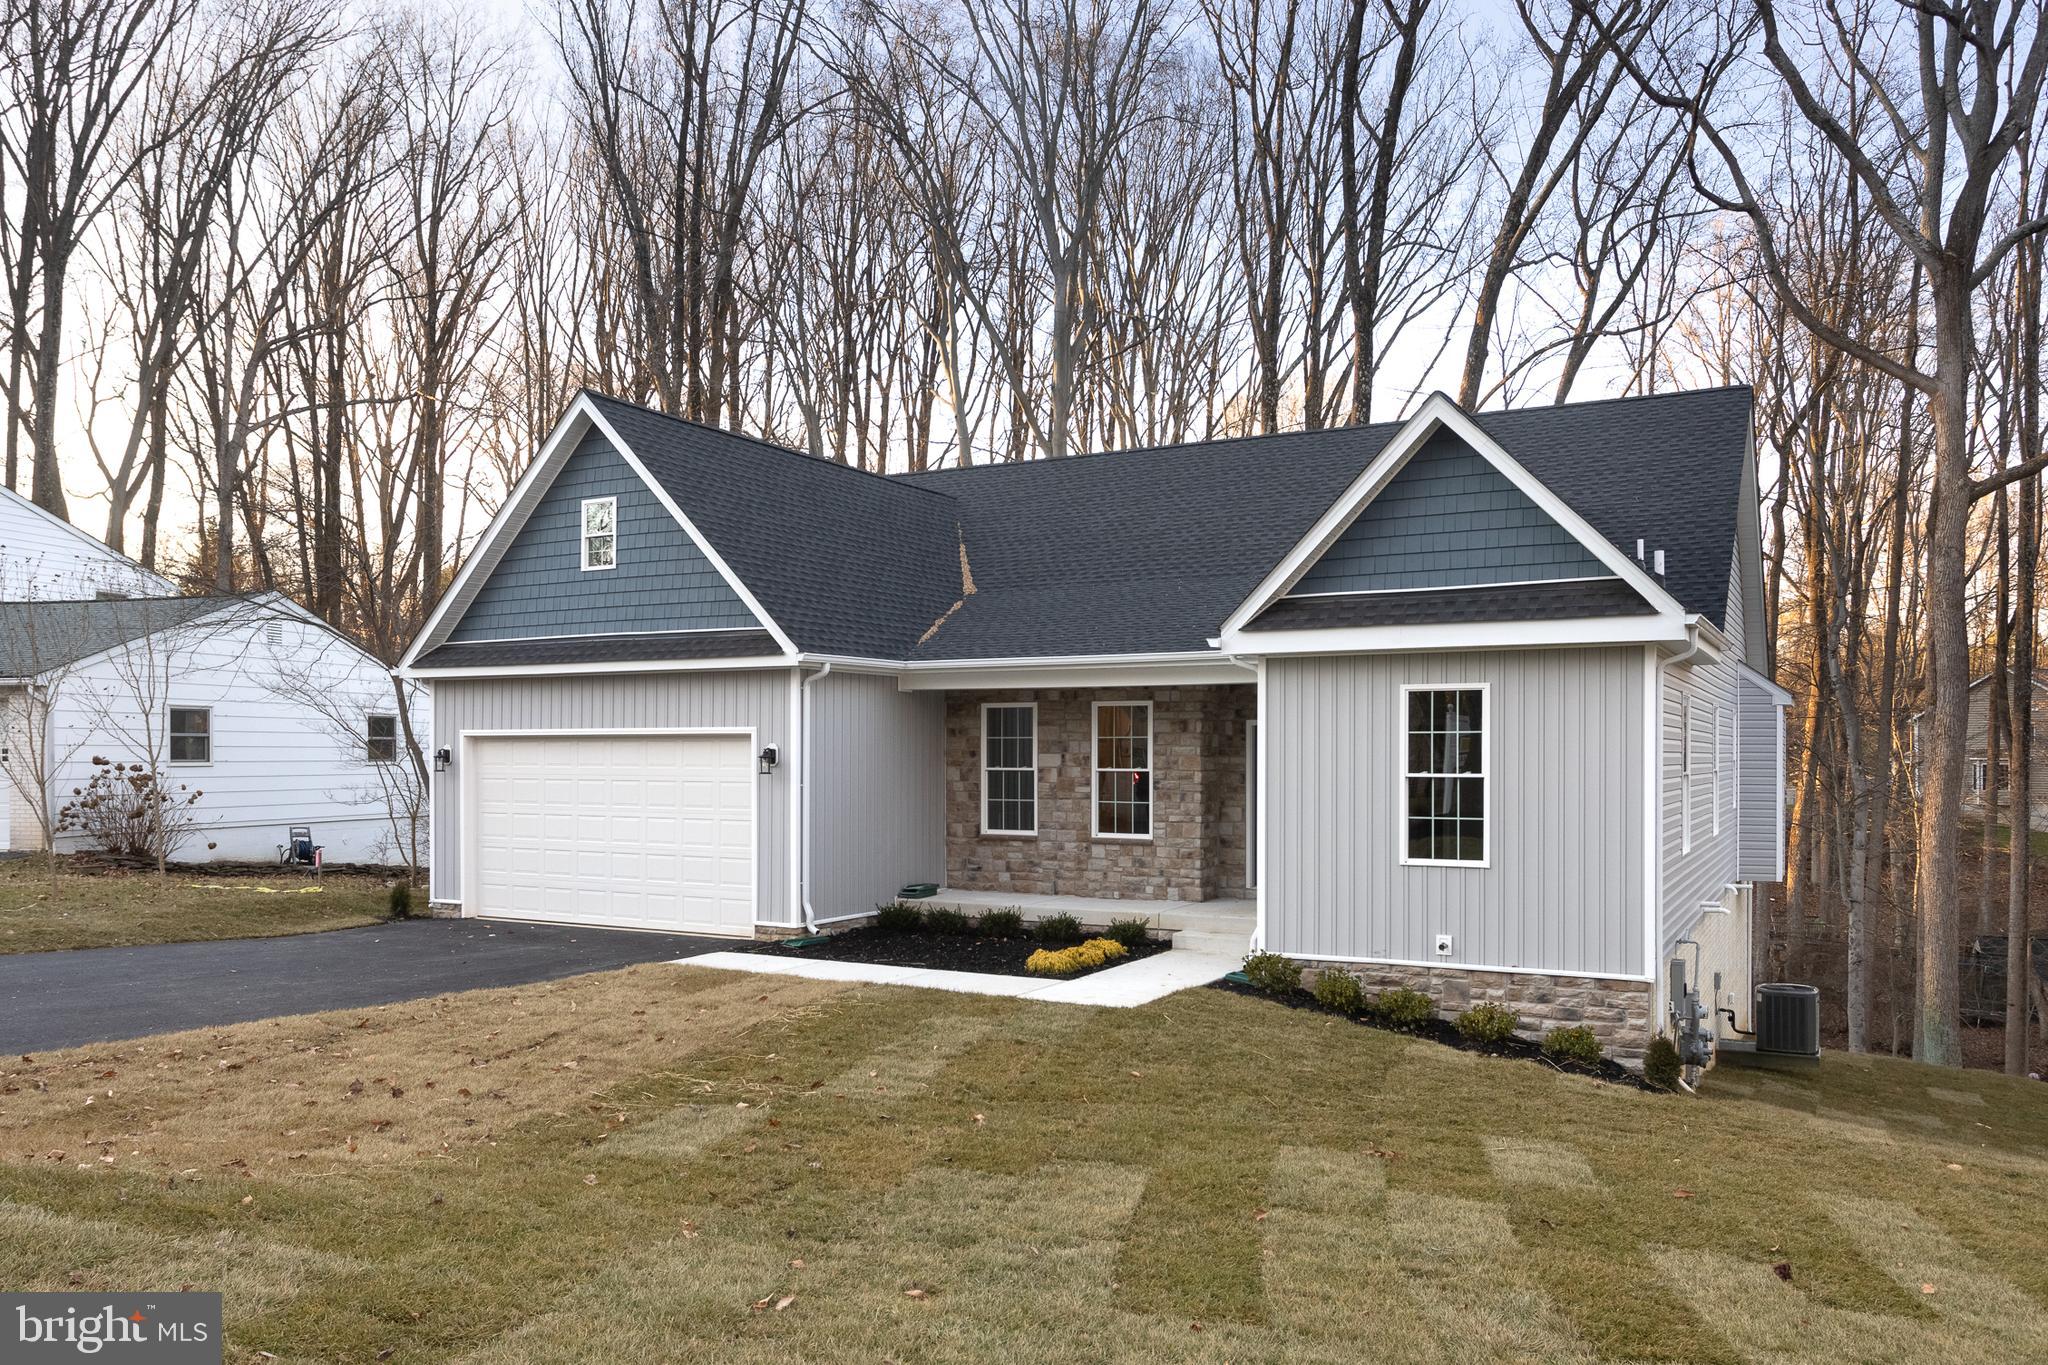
[
  {"xmin": 0, "ymin": 493, "xmax": 429, "ymax": 867},
  {"xmin": 1911, "ymin": 671, "xmax": 2048, "ymax": 822},
  {"xmin": 399, "ymin": 385, "xmax": 1789, "ymax": 1059}
]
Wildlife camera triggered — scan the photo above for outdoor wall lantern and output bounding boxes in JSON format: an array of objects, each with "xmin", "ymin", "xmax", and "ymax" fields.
[
  {"xmin": 758, "ymin": 744, "xmax": 780, "ymax": 775},
  {"xmin": 434, "ymin": 747, "xmax": 451, "ymax": 773}
]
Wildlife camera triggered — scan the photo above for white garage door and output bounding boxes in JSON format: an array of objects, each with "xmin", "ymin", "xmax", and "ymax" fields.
[{"xmin": 468, "ymin": 732, "xmax": 755, "ymax": 936}]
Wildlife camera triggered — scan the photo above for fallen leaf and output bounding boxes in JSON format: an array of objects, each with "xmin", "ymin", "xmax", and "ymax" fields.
[
  {"xmin": 902, "ymin": 1288, "xmax": 928, "ymax": 1300},
  {"xmin": 972, "ymin": 1113, "xmax": 986, "ymax": 1126},
  {"xmin": 1944, "ymin": 1162, "xmax": 1962, "ymax": 1171},
  {"xmin": 680, "ymin": 1220, "xmax": 699, "ymax": 1239},
  {"xmin": 789, "ymin": 1258, "xmax": 806, "ymax": 1270},
  {"xmin": 1921, "ymin": 1283, "xmax": 1938, "ymax": 1295},
  {"xmin": 1129, "ymin": 1070, "xmax": 1143, "ymax": 1078},
  {"xmin": 774, "ymin": 1295, "xmax": 795, "ymax": 1312},
  {"xmin": 1253, "ymin": 1208, "xmax": 1269, "ymax": 1223},
  {"xmin": 750, "ymin": 1297, "xmax": 772, "ymax": 1313},
  {"xmin": 1673, "ymin": 1189, "xmax": 1695, "ymax": 1199},
  {"xmin": 239, "ymin": 1195, "xmax": 253, "ymax": 1206},
  {"xmin": 583, "ymin": 1174, "xmax": 598, "ymax": 1185}
]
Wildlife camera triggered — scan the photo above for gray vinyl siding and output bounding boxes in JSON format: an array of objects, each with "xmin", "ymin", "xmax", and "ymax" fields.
[
  {"xmin": 1264, "ymin": 648, "xmax": 1645, "ymax": 978},
  {"xmin": 448, "ymin": 431, "xmax": 758, "ymax": 642},
  {"xmin": 1661, "ymin": 650, "xmax": 1740, "ymax": 958},
  {"xmin": 1290, "ymin": 430, "xmax": 1608, "ymax": 595},
  {"xmin": 427, "ymin": 669, "xmax": 795, "ymax": 921},
  {"xmin": 1736, "ymin": 670, "xmax": 1784, "ymax": 882},
  {"xmin": 807, "ymin": 670, "xmax": 945, "ymax": 919}
]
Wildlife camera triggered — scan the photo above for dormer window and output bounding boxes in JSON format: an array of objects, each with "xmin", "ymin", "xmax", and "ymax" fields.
[{"xmin": 581, "ymin": 497, "xmax": 617, "ymax": 570}]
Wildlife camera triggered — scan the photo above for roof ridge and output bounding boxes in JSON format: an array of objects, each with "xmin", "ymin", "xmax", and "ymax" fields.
[{"xmin": 582, "ymin": 389, "xmax": 961, "ymax": 504}]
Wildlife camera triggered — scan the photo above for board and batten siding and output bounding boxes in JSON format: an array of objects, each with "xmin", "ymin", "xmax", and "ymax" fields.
[
  {"xmin": 1736, "ymin": 670, "xmax": 1785, "ymax": 882},
  {"xmin": 429, "ymin": 670, "xmax": 794, "ymax": 921},
  {"xmin": 447, "ymin": 431, "xmax": 758, "ymax": 642},
  {"xmin": 806, "ymin": 669, "xmax": 944, "ymax": 920},
  {"xmin": 1264, "ymin": 647, "xmax": 1646, "ymax": 979}
]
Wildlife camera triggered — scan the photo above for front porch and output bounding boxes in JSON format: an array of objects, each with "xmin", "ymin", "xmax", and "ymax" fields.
[
  {"xmin": 917, "ymin": 887, "xmax": 1256, "ymax": 953},
  {"xmin": 941, "ymin": 683, "xmax": 1258, "ymax": 905}
]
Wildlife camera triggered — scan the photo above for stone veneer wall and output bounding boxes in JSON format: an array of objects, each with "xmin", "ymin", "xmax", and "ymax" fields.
[
  {"xmin": 1302, "ymin": 960, "xmax": 1655, "ymax": 1064},
  {"xmin": 944, "ymin": 685, "xmax": 1254, "ymax": 902}
]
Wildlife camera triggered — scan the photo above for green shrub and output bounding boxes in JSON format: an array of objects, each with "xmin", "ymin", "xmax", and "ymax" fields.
[
  {"xmin": 1542, "ymin": 1025, "xmax": 1605, "ymax": 1067},
  {"xmin": 976, "ymin": 908, "xmax": 1025, "ymax": 938},
  {"xmin": 387, "ymin": 883, "xmax": 414, "ymax": 920},
  {"xmin": 1312, "ymin": 968, "xmax": 1366, "ymax": 1014},
  {"xmin": 1103, "ymin": 916, "xmax": 1154, "ymax": 950},
  {"xmin": 873, "ymin": 900, "xmax": 924, "ymax": 933},
  {"xmin": 1034, "ymin": 912, "xmax": 1084, "ymax": 944},
  {"xmin": 922, "ymin": 906, "xmax": 973, "ymax": 935},
  {"xmin": 1454, "ymin": 1001, "xmax": 1522, "ymax": 1047},
  {"xmin": 1240, "ymin": 951, "xmax": 1303, "ymax": 995},
  {"xmin": 1025, "ymin": 938, "xmax": 1128, "ymax": 976},
  {"xmin": 1642, "ymin": 1035, "xmax": 1682, "ymax": 1090},
  {"xmin": 1373, "ymin": 987, "xmax": 1435, "ymax": 1028}
]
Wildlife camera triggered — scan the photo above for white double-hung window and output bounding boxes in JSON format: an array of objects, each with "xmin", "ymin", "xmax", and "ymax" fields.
[
  {"xmin": 581, "ymin": 496, "xmax": 617, "ymax": 570},
  {"xmin": 1093, "ymin": 701, "xmax": 1152, "ymax": 838},
  {"xmin": 1402, "ymin": 686, "xmax": 1486, "ymax": 865},
  {"xmin": 982, "ymin": 703, "xmax": 1037, "ymax": 834}
]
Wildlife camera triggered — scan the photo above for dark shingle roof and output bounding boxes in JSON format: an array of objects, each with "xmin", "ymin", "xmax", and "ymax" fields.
[
  {"xmin": 579, "ymin": 386, "xmax": 1750, "ymax": 662},
  {"xmin": 414, "ymin": 629, "xmax": 783, "ymax": 670},
  {"xmin": 1246, "ymin": 578, "xmax": 1653, "ymax": 631},
  {"xmin": 0, "ymin": 596, "xmax": 243, "ymax": 676}
]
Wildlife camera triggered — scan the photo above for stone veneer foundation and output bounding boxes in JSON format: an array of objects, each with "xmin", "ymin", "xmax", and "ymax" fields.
[
  {"xmin": 944, "ymin": 685, "xmax": 1255, "ymax": 902},
  {"xmin": 1302, "ymin": 960, "xmax": 1655, "ymax": 1064}
]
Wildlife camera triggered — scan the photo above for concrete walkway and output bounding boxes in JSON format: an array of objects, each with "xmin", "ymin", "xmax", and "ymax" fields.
[{"xmin": 679, "ymin": 942, "xmax": 1240, "ymax": 1007}]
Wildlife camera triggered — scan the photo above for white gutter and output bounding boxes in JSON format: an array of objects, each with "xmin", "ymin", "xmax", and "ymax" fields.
[
  {"xmin": 1645, "ymin": 616, "xmax": 1714, "ymax": 989},
  {"xmin": 797, "ymin": 659, "xmax": 834, "ymax": 931}
]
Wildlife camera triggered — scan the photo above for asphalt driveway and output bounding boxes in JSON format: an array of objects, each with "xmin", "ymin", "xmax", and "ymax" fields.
[{"xmin": 0, "ymin": 918, "xmax": 735, "ymax": 1053}]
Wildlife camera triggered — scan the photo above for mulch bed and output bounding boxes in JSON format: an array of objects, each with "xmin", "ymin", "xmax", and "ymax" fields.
[
  {"xmin": 747, "ymin": 925, "xmax": 1170, "ymax": 979},
  {"xmin": 1208, "ymin": 978, "xmax": 1660, "ymax": 1092}
]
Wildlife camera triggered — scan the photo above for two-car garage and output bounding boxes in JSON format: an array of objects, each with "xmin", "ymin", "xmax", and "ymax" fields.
[{"xmin": 464, "ymin": 730, "xmax": 758, "ymax": 938}]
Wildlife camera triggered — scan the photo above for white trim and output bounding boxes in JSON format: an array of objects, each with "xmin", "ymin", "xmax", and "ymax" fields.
[
  {"xmin": 1280, "ymin": 573, "xmax": 1622, "ymax": 600},
  {"xmin": 1245, "ymin": 716, "xmax": 1258, "ymax": 890},
  {"xmin": 979, "ymin": 701, "xmax": 1039, "ymax": 836},
  {"xmin": 458, "ymin": 726, "xmax": 759, "ymax": 934},
  {"xmin": 168, "ymin": 703, "xmax": 212, "ymax": 765},
  {"xmin": 1730, "ymin": 656, "xmax": 1794, "ymax": 706},
  {"xmin": 1642, "ymin": 646, "xmax": 1661, "ymax": 984},
  {"xmin": 366, "ymin": 712, "xmax": 399, "ymax": 764},
  {"xmin": 579, "ymin": 495, "xmax": 617, "ymax": 571},
  {"xmin": 1274, "ymin": 948, "xmax": 1652, "ymax": 985},
  {"xmin": 798, "ymin": 661, "xmax": 833, "ymax": 930},
  {"xmin": 1220, "ymin": 393, "xmax": 1690, "ymax": 637},
  {"xmin": 1221, "ymin": 613, "xmax": 1689, "ymax": 656},
  {"xmin": 405, "ymin": 654, "xmax": 797, "ymax": 680},
  {"xmin": 1090, "ymin": 698, "xmax": 1154, "ymax": 841},
  {"xmin": 1397, "ymin": 683, "xmax": 1491, "ymax": 869},
  {"xmin": 786, "ymin": 668, "xmax": 803, "ymax": 928}
]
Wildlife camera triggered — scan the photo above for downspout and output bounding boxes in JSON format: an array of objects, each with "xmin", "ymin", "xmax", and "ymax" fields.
[
  {"xmin": 1649, "ymin": 618, "xmax": 1709, "ymax": 1005},
  {"xmin": 798, "ymin": 660, "xmax": 833, "ymax": 931}
]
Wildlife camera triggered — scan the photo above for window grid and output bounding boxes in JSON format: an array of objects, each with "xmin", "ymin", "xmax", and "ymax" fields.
[
  {"xmin": 581, "ymin": 496, "xmax": 616, "ymax": 571},
  {"xmin": 981, "ymin": 704, "xmax": 1037, "ymax": 834},
  {"xmin": 367, "ymin": 714, "xmax": 398, "ymax": 764},
  {"xmin": 1094, "ymin": 702, "xmax": 1152, "ymax": 838},
  {"xmin": 1402, "ymin": 687, "xmax": 1485, "ymax": 865},
  {"xmin": 169, "ymin": 706, "xmax": 211, "ymax": 764}
]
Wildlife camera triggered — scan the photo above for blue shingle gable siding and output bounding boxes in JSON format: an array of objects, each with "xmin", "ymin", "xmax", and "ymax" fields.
[
  {"xmin": 1288, "ymin": 429, "xmax": 1611, "ymax": 596},
  {"xmin": 447, "ymin": 431, "xmax": 759, "ymax": 642}
]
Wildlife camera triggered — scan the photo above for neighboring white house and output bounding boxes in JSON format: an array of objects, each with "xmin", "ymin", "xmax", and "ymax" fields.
[{"xmin": 0, "ymin": 494, "xmax": 428, "ymax": 867}]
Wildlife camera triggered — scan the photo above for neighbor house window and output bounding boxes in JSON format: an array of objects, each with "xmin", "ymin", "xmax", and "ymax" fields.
[
  {"xmin": 581, "ymin": 496, "xmax": 617, "ymax": 570},
  {"xmin": 169, "ymin": 706, "xmax": 211, "ymax": 764},
  {"xmin": 1404, "ymin": 687, "xmax": 1486, "ymax": 864},
  {"xmin": 982, "ymin": 703, "xmax": 1037, "ymax": 834},
  {"xmin": 1094, "ymin": 701, "xmax": 1151, "ymax": 838},
  {"xmin": 1970, "ymin": 758, "xmax": 1988, "ymax": 793},
  {"xmin": 367, "ymin": 714, "xmax": 398, "ymax": 764}
]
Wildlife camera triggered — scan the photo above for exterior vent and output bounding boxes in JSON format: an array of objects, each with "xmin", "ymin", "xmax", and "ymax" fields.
[{"xmin": 265, "ymin": 621, "xmax": 284, "ymax": 647}]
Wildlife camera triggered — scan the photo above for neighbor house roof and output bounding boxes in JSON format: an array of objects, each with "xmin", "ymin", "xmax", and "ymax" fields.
[
  {"xmin": 0, "ymin": 596, "xmax": 245, "ymax": 677},
  {"xmin": 418, "ymin": 385, "xmax": 1752, "ymax": 666}
]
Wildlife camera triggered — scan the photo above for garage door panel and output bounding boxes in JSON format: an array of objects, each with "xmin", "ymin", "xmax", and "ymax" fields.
[{"xmin": 469, "ymin": 733, "xmax": 754, "ymax": 936}]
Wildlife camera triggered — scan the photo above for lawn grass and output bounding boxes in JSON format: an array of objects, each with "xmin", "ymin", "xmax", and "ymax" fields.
[
  {"xmin": 0, "ymin": 858, "xmax": 395, "ymax": 953},
  {"xmin": 2, "ymin": 967, "xmax": 2045, "ymax": 1363}
]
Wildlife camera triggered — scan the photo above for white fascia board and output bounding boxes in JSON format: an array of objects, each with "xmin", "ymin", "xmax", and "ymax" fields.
[
  {"xmin": 1220, "ymin": 612, "xmax": 1689, "ymax": 656},
  {"xmin": 1731, "ymin": 656, "xmax": 1794, "ymax": 707},
  {"xmin": 580, "ymin": 402, "xmax": 800, "ymax": 656},
  {"xmin": 400, "ymin": 400, "xmax": 595, "ymax": 668},
  {"xmin": 403, "ymin": 654, "xmax": 798, "ymax": 681},
  {"xmin": 1219, "ymin": 393, "xmax": 1689, "ymax": 636}
]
